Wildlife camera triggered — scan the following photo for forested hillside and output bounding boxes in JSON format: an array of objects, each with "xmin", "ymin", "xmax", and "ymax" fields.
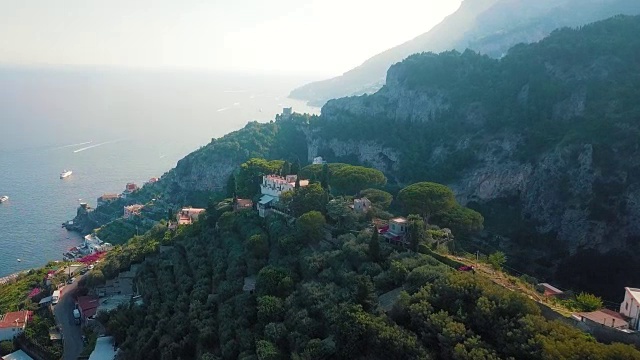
[
  {"xmin": 96, "ymin": 167, "xmax": 640, "ymax": 359},
  {"xmin": 312, "ymin": 15, "xmax": 640, "ymax": 300},
  {"xmin": 144, "ymin": 16, "xmax": 640, "ymax": 302}
]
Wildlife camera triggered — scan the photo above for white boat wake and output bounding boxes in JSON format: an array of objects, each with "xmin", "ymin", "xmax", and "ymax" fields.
[
  {"xmin": 233, "ymin": 102, "xmax": 240, "ymax": 106},
  {"xmin": 216, "ymin": 107, "xmax": 229, "ymax": 112},
  {"xmin": 223, "ymin": 90, "xmax": 246, "ymax": 93},
  {"xmin": 52, "ymin": 141, "xmax": 92, "ymax": 150},
  {"xmin": 73, "ymin": 139, "xmax": 122, "ymax": 153}
]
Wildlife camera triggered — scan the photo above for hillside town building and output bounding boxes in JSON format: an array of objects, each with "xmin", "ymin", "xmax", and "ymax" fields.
[
  {"xmin": 258, "ymin": 174, "xmax": 309, "ymax": 217},
  {"xmin": 123, "ymin": 204, "xmax": 144, "ymax": 219},
  {"xmin": 177, "ymin": 207, "xmax": 206, "ymax": 225},
  {"xmin": 0, "ymin": 311, "xmax": 31, "ymax": 341}
]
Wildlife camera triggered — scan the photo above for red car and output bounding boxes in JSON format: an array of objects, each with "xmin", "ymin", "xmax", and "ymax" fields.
[{"xmin": 458, "ymin": 265, "xmax": 475, "ymax": 272}]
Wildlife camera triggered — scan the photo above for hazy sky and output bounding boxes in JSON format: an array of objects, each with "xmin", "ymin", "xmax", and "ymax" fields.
[{"xmin": 0, "ymin": 0, "xmax": 462, "ymax": 76}]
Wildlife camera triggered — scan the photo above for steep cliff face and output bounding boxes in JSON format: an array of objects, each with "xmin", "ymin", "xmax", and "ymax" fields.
[
  {"xmin": 302, "ymin": 16, "xmax": 640, "ymax": 297},
  {"xmin": 139, "ymin": 16, "xmax": 640, "ymax": 299}
]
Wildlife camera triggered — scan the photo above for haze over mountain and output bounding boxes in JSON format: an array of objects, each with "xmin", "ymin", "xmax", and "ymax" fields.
[{"xmin": 290, "ymin": 0, "xmax": 640, "ymax": 106}]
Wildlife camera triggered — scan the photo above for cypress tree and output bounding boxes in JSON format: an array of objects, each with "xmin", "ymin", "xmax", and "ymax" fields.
[
  {"xmin": 291, "ymin": 158, "xmax": 301, "ymax": 175},
  {"xmin": 226, "ymin": 174, "xmax": 237, "ymax": 198},
  {"xmin": 282, "ymin": 161, "xmax": 291, "ymax": 176},
  {"xmin": 369, "ymin": 227, "xmax": 381, "ymax": 262},
  {"xmin": 320, "ymin": 162, "xmax": 330, "ymax": 189}
]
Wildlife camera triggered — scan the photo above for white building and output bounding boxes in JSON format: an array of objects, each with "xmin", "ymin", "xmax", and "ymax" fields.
[
  {"xmin": 260, "ymin": 175, "xmax": 308, "ymax": 197},
  {"xmin": 620, "ymin": 287, "xmax": 640, "ymax": 330},
  {"xmin": 258, "ymin": 174, "xmax": 309, "ymax": 217},
  {"xmin": 0, "ymin": 311, "xmax": 31, "ymax": 341},
  {"xmin": 380, "ymin": 217, "xmax": 408, "ymax": 245},
  {"xmin": 2, "ymin": 349, "xmax": 34, "ymax": 360},
  {"xmin": 123, "ymin": 204, "xmax": 144, "ymax": 219},
  {"xmin": 177, "ymin": 207, "xmax": 206, "ymax": 225},
  {"xmin": 353, "ymin": 197, "xmax": 372, "ymax": 213},
  {"xmin": 79, "ymin": 234, "xmax": 111, "ymax": 255},
  {"xmin": 312, "ymin": 156, "xmax": 325, "ymax": 165}
]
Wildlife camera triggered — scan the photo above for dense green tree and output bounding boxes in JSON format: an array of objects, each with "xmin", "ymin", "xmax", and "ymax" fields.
[
  {"xmin": 487, "ymin": 251, "xmax": 507, "ymax": 270},
  {"xmin": 354, "ymin": 275, "xmax": 377, "ymax": 311},
  {"xmin": 257, "ymin": 266, "xmax": 294, "ymax": 298},
  {"xmin": 279, "ymin": 183, "xmax": 328, "ymax": 217},
  {"xmin": 326, "ymin": 197, "xmax": 356, "ymax": 230},
  {"xmin": 434, "ymin": 205, "xmax": 484, "ymax": 237},
  {"xmin": 0, "ymin": 341, "xmax": 14, "ymax": 356},
  {"xmin": 296, "ymin": 211, "xmax": 326, "ymax": 245},
  {"xmin": 360, "ymin": 188, "xmax": 393, "ymax": 210},
  {"xmin": 256, "ymin": 340, "xmax": 282, "ymax": 360},
  {"xmin": 291, "ymin": 158, "xmax": 301, "ymax": 175},
  {"xmin": 281, "ymin": 161, "xmax": 291, "ymax": 176},
  {"xmin": 574, "ymin": 292, "xmax": 604, "ymax": 312},
  {"xmin": 369, "ymin": 228, "xmax": 381, "ymax": 262},
  {"xmin": 247, "ymin": 234, "xmax": 269, "ymax": 259},
  {"xmin": 331, "ymin": 165, "xmax": 386, "ymax": 195},
  {"xmin": 226, "ymin": 174, "xmax": 237, "ymax": 198},
  {"xmin": 407, "ymin": 215, "xmax": 429, "ymax": 252},
  {"xmin": 398, "ymin": 182, "xmax": 456, "ymax": 223},
  {"xmin": 257, "ymin": 296, "xmax": 285, "ymax": 324},
  {"xmin": 320, "ymin": 163, "xmax": 330, "ymax": 189},
  {"xmin": 236, "ymin": 158, "xmax": 284, "ymax": 198},
  {"xmin": 299, "ymin": 163, "xmax": 350, "ymax": 180}
]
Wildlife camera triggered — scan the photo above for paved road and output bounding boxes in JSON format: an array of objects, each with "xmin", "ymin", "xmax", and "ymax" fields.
[{"xmin": 53, "ymin": 273, "xmax": 84, "ymax": 360}]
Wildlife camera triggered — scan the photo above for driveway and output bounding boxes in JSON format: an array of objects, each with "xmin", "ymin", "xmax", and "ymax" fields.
[{"xmin": 53, "ymin": 272, "xmax": 84, "ymax": 360}]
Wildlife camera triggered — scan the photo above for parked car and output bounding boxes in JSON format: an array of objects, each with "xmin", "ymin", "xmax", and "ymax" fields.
[
  {"xmin": 66, "ymin": 277, "xmax": 75, "ymax": 284},
  {"xmin": 73, "ymin": 309, "xmax": 81, "ymax": 325},
  {"xmin": 79, "ymin": 268, "xmax": 88, "ymax": 275}
]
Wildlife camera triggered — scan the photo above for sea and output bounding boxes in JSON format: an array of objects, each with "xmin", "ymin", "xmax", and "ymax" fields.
[{"xmin": 0, "ymin": 66, "xmax": 320, "ymax": 277}]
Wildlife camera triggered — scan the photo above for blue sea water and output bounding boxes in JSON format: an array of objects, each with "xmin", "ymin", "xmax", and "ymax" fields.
[{"xmin": 0, "ymin": 66, "xmax": 319, "ymax": 277}]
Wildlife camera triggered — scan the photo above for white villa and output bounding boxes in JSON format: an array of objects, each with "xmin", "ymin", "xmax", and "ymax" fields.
[
  {"xmin": 379, "ymin": 217, "xmax": 408, "ymax": 245},
  {"xmin": 312, "ymin": 156, "xmax": 325, "ymax": 165},
  {"xmin": 620, "ymin": 287, "xmax": 640, "ymax": 330},
  {"xmin": 123, "ymin": 204, "xmax": 144, "ymax": 219},
  {"xmin": 0, "ymin": 311, "xmax": 31, "ymax": 341},
  {"xmin": 258, "ymin": 174, "xmax": 309, "ymax": 217},
  {"xmin": 79, "ymin": 234, "xmax": 112, "ymax": 255},
  {"xmin": 177, "ymin": 207, "xmax": 206, "ymax": 225},
  {"xmin": 353, "ymin": 197, "xmax": 372, "ymax": 213}
]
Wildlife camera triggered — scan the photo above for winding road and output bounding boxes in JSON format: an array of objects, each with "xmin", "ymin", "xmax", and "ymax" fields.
[{"xmin": 53, "ymin": 270, "xmax": 84, "ymax": 360}]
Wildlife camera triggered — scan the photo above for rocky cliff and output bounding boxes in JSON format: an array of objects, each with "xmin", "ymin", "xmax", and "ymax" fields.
[
  {"xmin": 302, "ymin": 16, "xmax": 640, "ymax": 299},
  {"xmin": 146, "ymin": 16, "xmax": 640, "ymax": 300}
]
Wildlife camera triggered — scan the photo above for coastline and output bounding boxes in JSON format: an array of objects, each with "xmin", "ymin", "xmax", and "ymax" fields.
[{"xmin": 0, "ymin": 269, "xmax": 30, "ymax": 286}]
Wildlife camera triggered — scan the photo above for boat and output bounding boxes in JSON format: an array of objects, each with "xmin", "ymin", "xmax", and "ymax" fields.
[
  {"xmin": 0, "ymin": 196, "xmax": 8, "ymax": 203},
  {"xmin": 60, "ymin": 170, "xmax": 73, "ymax": 179}
]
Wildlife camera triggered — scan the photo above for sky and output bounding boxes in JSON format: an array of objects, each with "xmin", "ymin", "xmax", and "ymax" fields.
[{"xmin": 0, "ymin": 0, "xmax": 462, "ymax": 77}]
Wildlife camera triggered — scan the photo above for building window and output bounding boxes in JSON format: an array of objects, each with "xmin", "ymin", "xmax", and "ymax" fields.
[{"xmin": 626, "ymin": 302, "xmax": 629, "ymax": 310}]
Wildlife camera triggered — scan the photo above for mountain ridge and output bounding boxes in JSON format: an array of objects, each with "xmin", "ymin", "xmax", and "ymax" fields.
[{"xmin": 289, "ymin": 0, "xmax": 640, "ymax": 106}]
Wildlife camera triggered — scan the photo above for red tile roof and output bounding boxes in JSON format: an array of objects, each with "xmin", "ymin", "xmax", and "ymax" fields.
[
  {"xmin": 77, "ymin": 295, "xmax": 99, "ymax": 319},
  {"xmin": 577, "ymin": 309, "xmax": 629, "ymax": 328},
  {"xmin": 0, "ymin": 311, "xmax": 31, "ymax": 328}
]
